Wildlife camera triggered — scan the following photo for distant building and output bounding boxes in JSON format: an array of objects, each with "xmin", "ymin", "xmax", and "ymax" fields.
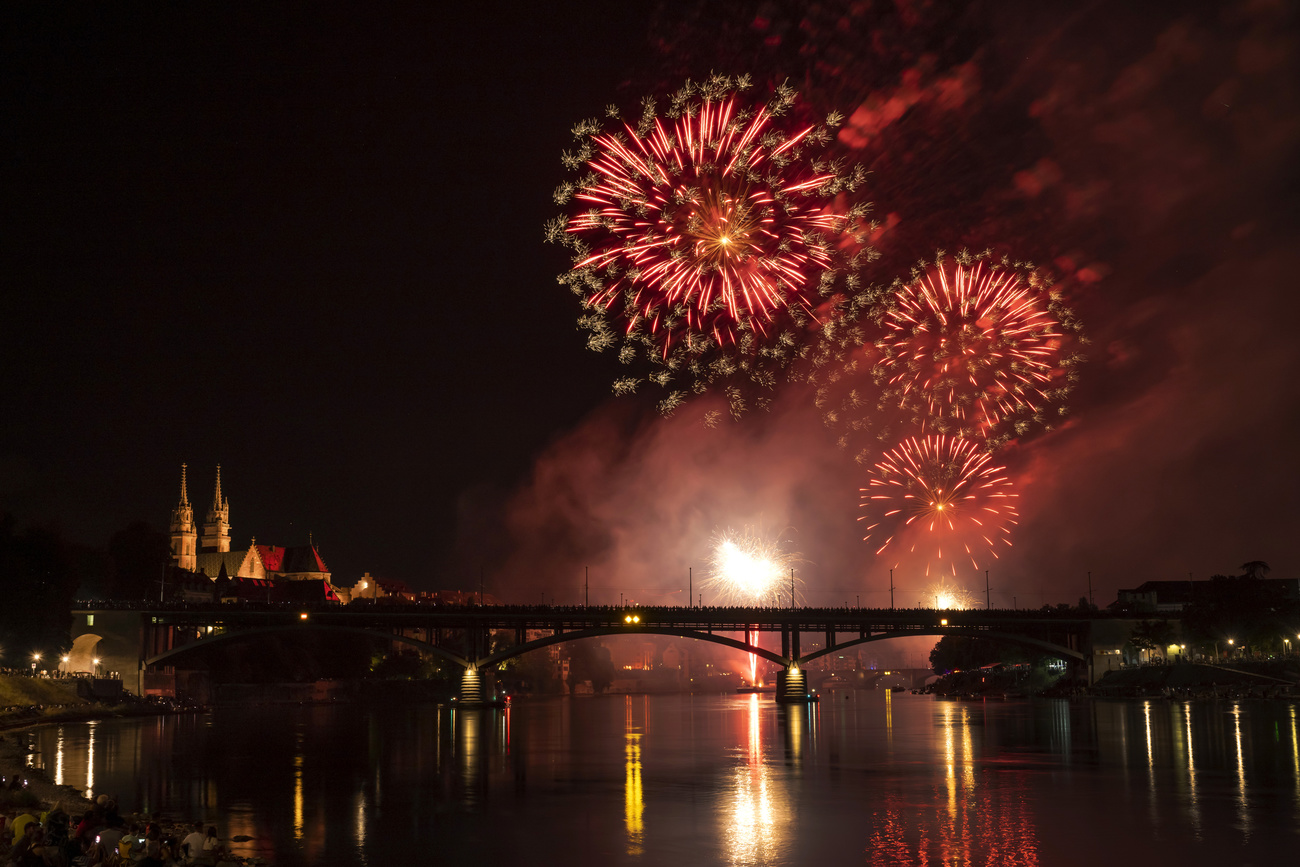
[{"xmin": 1114, "ymin": 577, "xmax": 1298, "ymax": 613}]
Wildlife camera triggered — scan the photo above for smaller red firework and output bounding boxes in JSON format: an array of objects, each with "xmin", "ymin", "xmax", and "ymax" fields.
[{"xmin": 859, "ymin": 434, "xmax": 1018, "ymax": 576}]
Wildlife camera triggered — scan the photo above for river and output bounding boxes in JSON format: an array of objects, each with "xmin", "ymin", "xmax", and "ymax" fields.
[{"xmin": 25, "ymin": 692, "xmax": 1300, "ymax": 865}]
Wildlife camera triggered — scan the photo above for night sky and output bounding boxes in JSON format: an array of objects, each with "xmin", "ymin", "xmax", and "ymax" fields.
[{"xmin": 4, "ymin": 1, "xmax": 1298, "ymax": 607}]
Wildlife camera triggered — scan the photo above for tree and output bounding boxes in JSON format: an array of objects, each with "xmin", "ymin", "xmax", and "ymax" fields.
[
  {"xmin": 568, "ymin": 639, "xmax": 615, "ymax": 693},
  {"xmin": 1241, "ymin": 560, "xmax": 1271, "ymax": 581},
  {"xmin": 1129, "ymin": 620, "xmax": 1176, "ymax": 662},
  {"xmin": 1182, "ymin": 568, "xmax": 1296, "ymax": 653},
  {"xmin": 0, "ymin": 513, "xmax": 94, "ymax": 661},
  {"xmin": 106, "ymin": 521, "xmax": 171, "ymax": 600},
  {"xmin": 929, "ymin": 635, "xmax": 1043, "ymax": 673}
]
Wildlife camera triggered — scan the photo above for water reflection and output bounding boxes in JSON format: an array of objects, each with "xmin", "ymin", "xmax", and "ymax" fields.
[
  {"xmin": 23, "ymin": 696, "xmax": 1300, "ymax": 866},
  {"xmin": 625, "ymin": 695, "xmax": 645, "ymax": 855},
  {"xmin": 779, "ymin": 703, "xmax": 815, "ymax": 765},
  {"xmin": 1183, "ymin": 702, "xmax": 1201, "ymax": 837},
  {"xmin": 869, "ymin": 700, "xmax": 1039, "ymax": 866},
  {"xmin": 453, "ymin": 708, "xmax": 485, "ymax": 810},
  {"xmin": 625, "ymin": 733, "xmax": 644, "ymax": 854},
  {"xmin": 724, "ymin": 695, "xmax": 784, "ymax": 865},
  {"xmin": 1232, "ymin": 704, "xmax": 1249, "ymax": 840}
]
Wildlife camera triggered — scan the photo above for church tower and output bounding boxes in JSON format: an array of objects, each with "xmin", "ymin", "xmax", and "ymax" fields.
[
  {"xmin": 201, "ymin": 464, "xmax": 232, "ymax": 553},
  {"xmin": 169, "ymin": 463, "xmax": 197, "ymax": 571}
]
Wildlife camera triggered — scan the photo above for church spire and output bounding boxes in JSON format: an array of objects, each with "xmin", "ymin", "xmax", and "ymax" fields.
[
  {"xmin": 202, "ymin": 464, "xmax": 232, "ymax": 553},
  {"xmin": 211, "ymin": 463, "xmax": 225, "ymax": 512},
  {"xmin": 170, "ymin": 462, "xmax": 197, "ymax": 571}
]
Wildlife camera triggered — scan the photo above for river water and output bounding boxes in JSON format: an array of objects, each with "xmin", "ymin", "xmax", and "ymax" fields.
[{"xmin": 25, "ymin": 693, "xmax": 1300, "ymax": 865}]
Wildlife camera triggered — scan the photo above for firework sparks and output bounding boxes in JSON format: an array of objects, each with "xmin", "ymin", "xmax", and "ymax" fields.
[
  {"xmin": 859, "ymin": 435, "xmax": 1019, "ymax": 576},
  {"xmin": 872, "ymin": 251, "xmax": 1084, "ymax": 446},
  {"xmin": 925, "ymin": 579, "xmax": 977, "ymax": 610},
  {"xmin": 702, "ymin": 525, "xmax": 801, "ymax": 606},
  {"xmin": 548, "ymin": 74, "xmax": 874, "ymax": 417}
]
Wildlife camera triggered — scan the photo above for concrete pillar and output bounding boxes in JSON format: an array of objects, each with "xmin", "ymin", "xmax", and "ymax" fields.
[
  {"xmin": 458, "ymin": 667, "xmax": 485, "ymax": 706},
  {"xmin": 775, "ymin": 666, "xmax": 815, "ymax": 704}
]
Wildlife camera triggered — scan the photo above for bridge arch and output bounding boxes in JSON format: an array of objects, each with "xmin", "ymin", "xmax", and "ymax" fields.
[
  {"xmin": 143, "ymin": 624, "xmax": 470, "ymax": 670},
  {"xmin": 476, "ymin": 627, "xmax": 788, "ymax": 670},
  {"xmin": 797, "ymin": 629, "xmax": 1085, "ymax": 667}
]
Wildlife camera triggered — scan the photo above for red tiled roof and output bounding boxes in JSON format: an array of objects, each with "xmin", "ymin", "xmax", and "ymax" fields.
[
  {"xmin": 256, "ymin": 545, "xmax": 284, "ymax": 571},
  {"xmin": 256, "ymin": 544, "xmax": 329, "ymax": 574}
]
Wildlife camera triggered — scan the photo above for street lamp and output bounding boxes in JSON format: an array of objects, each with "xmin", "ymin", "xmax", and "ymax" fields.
[
  {"xmin": 92, "ymin": 657, "xmax": 100, "ymax": 676},
  {"xmin": 31, "ymin": 653, "xmax": 40, "ymax": 676}
]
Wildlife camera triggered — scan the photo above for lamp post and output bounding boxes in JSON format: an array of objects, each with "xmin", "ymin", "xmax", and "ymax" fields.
[{"xmin": 31, "ymin": 653, "xmax": 40, "ymax": 676}]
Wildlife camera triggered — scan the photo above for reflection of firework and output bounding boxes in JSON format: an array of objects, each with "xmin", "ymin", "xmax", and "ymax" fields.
[
  {"xmin": 925, "ymin": 579, "xmax": 977, "ymax": 610},
  {"xmin": 547, "ymin": 74, "xmax": 873, "ymax": 418},
  {"xmin": 873, "ymin": 251, "xmax": 1083, "ymax": 447},
  {"xmin": 702, "ymin": 526, "xmax": 801, "ymax": 606},
  {"xmin": 859, "ymin": 435, "xmax": 1018, "ymax": 576}
]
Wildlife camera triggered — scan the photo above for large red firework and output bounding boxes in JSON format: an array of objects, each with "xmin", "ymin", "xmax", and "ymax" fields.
[
  {"xmin": 859, "ymin": 435, "xmax": 1019, "ymax": 576},
  {"xmin": 872, "ymin": 253, "xmax": 1081, "ymax": 446},
  {"xmin": 548, "ymin": 75, "xmax": 872, "ymax": 416}
]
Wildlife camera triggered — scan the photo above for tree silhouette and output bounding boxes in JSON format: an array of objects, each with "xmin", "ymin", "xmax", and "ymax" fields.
[
  {"xmin": 1129, "ymin": 620, "xmax": 1176, "ymax": 661},
  {"xmin": 1240, "ymin": 560, "xmax": 1271, "ymax": 580}
]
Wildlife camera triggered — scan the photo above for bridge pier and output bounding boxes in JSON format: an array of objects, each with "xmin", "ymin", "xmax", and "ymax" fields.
[
  {"xmin": 775, "ymin": 665, "xmax": 817, "ymax": 704},
  {"xmin": 458, "ymin": 667, "xmax": 485, "ymax": 705},
  {"xmin": 455, "ymin": 665, "xmax": 506, "ymax": 708}
]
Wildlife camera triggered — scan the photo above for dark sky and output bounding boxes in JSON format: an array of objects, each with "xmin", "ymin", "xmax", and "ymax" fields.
[{"xmin": 3, "ymin": 1, "xmax": 1298, "ymax": 606}]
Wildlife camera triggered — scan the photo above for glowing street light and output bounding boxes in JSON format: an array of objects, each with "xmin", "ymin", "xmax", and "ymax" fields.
[{"xmin": 31, "ymin": 653, "xmax": 40, "ymax": 675}]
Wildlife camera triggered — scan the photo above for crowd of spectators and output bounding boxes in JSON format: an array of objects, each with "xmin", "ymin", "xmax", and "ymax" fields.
[{"xmin": 0, "ymin": 796, "xmax": 228, "ymax": 867}]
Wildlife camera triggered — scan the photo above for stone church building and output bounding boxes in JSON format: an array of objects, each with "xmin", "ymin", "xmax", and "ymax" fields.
[{"xmin": 168, "ymin": 463, "xmax": 333, "ymax": 586}]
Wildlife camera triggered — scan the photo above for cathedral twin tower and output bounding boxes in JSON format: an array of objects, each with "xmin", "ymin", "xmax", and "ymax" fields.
[{"xmin": 169, "ymin": 462, "xmax": 231, "ymax": 572}]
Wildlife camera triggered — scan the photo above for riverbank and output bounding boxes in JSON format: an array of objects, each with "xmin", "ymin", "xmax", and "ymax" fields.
[
  {"xmin": 0, "ymin": 677, "xmax": 203, "ymax": 818},
  {"xmin": 925, "ymin": 659, "xmax": 1300, "ymax": 699},
  {"xmin": 1091, "ymin": 660, "xmax": 1300, "ymax": 698}
]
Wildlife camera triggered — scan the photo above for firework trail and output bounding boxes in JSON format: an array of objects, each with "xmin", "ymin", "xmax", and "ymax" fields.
[
  {"xmin": 859, "ymin": 434, "xmax": 1018, "ymax": 577},
  {"xmin": 871, "ymin": 251, "xmax": 1084, "ymax": 448},
  {"xmin": 701, "ymin": 525, "xmax": 801, "ymax": 606},
  {"xmin": 547, "ymin": 73, "xmax": 875, "ymax": 419}
]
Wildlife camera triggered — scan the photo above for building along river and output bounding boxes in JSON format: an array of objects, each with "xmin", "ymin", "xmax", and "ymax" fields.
[{"xmin": 24, "ymin": 692, "xmax": 1300, "ymax": 865}]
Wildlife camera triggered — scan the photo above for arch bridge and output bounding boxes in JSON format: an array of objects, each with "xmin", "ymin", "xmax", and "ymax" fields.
[{"xmin": 72, "ymin": 603, "xmax": 1108, "ymax": 704}]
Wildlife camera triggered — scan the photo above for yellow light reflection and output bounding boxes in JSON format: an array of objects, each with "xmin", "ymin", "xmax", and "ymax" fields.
[
  {"xmin": 1183, "ymin": 703, "xmax": 1201, "ymax": 838},
  {"xmin": 54, "ymin": 729, "xmax": 63, "ymax": 787},
  {"xmin": 1232, "ymin": 704, "xmax": 1249, "ymax": 840},
  {"xmin": 884, "ymin": 688, "xmax": 893, "ymax": 751},
  {"xmin": 86, "ymin": 721, "xmax": 96, "ymax": 798},
  {"xmin": 354, "ymin": 791, "xmax": 368, "ymax": 867},
  {"xmin": 624, "ymin": 733, "xmax": 644, "ymax": 855},
  {"xmin": 1143, "ymin": 701, "xmax": 1157, "ymax": 816},
  {"xmin": 293, "ymin": 754, "xmax": 304, "ymax": 841},
  {"xmin": 1142, "ymin": 701, "xmax": 1153, "ymax": 766}
]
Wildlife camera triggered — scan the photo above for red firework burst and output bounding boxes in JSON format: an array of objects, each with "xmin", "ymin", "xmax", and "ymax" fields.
[
  {"xmin": 873, "ymin": 252, "xmax": 1082, "ymax": 445},
  {"xmin": 858, "ymin": 435, "xmax": 1018, "ymax": 576},
  {"xmin": 547, "ymin": 75, "xmax": 871, "ymax": 416}
]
